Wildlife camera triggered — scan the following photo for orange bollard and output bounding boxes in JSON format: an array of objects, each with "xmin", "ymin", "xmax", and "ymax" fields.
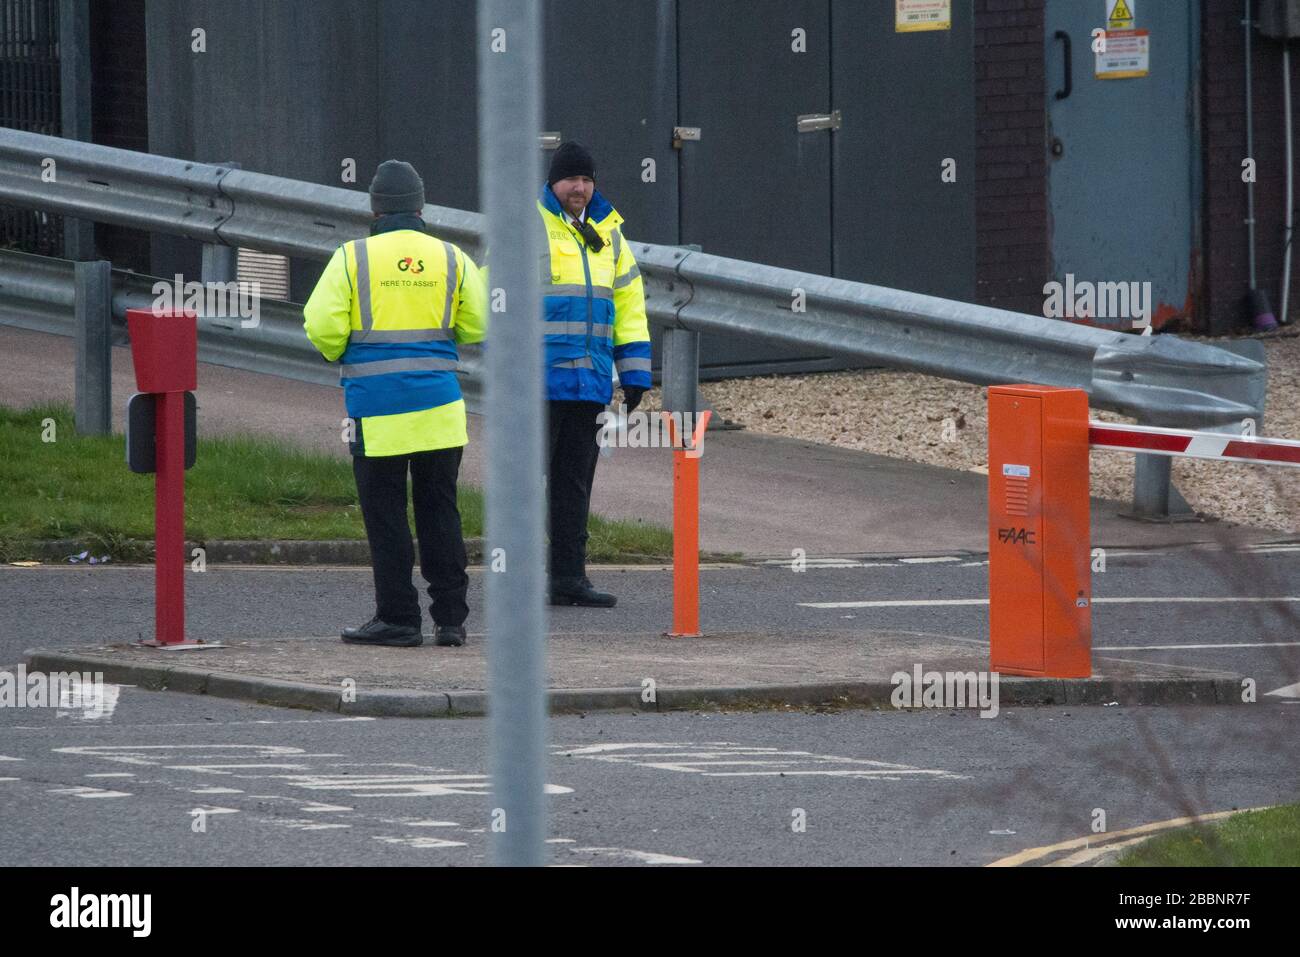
[
  {"xmin": 987, "ymin": 385, "xmax": 1091, "ymax": 677},
  {"xmin": 664, "ymin": 410, "xmax": 710, "ymax": 638}
]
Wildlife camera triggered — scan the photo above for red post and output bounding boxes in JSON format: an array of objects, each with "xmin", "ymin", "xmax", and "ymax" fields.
[
  {"xmin": 664, "ymin": 410, "xmax": 710, "ymax": 638},
  {"xmin": 126, "ymin": 308, "xmax": 197, "ymax": 648},
  {"xmin": 154, "ymin": 390, "xmax": 186, "ymax": 645}
]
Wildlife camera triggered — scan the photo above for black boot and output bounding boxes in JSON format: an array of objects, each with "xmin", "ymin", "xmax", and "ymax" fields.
[
  {"xmin": 435, "ymin": 624, "xmax": 467, "ymax": 647},
  {"xmin": 549, "ymin": 576, "xmax": 616, "ymax": 608},
  {"xmin": 341, "ymin": 616, "xmax": 423, "ymax": 647}
]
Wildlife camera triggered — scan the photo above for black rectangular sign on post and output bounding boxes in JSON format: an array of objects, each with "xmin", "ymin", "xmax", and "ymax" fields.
[{"xmin": 125, "ymin": 392, "xmax": 197, "ymax": 474}]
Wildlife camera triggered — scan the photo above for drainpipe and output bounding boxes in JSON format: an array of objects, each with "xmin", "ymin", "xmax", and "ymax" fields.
[
  {"xmin": 1246, "ymin": 0, "xmax": 1280, "ymax": 329},
  {"xmin": 1282, "ymin": 43, "xmax": 1294, "ymax": 323}
]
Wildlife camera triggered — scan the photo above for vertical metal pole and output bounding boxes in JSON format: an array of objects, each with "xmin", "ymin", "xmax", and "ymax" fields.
[
  {"xmin": 73, "ymin": 260, "xmax": 111, "ymax": 435},
  {"xmin": 154, "ymin": 390, "xmax": 186, "ymax": 645},
  {"xmin": 1244, "ymin": 0, "xmax": 1258, "ymax": 291},
  {"xmin": 59, "ymin": 0, "xmax": 94, "ymax": 260},
  {"xmin": 480, "ymin": 0, "xmax": 546, "ymax": 866},
  {"xmin": 661, "ymin": 327, "xmax": 700, "ymax": 418},
  {"xmin": 1131, "ymin": 453, "xmax": 1172, "ymax": 518},
  {"xmin": 663, "ymin": 328, "xmax": 703, "ymax": 636}
]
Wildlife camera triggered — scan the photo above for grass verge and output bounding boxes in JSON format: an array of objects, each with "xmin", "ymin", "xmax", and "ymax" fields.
[
  {"xmin": 0, "ymin": 403, "xmax": 673, "ymax": 564},
  {"xmin": 1117, "ymin": 804, "xmax": 1300, "ymax": 866}
]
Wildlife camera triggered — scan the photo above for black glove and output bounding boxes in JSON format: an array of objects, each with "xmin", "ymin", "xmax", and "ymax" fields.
[{"xmin": 622, "ymin": 387, "xmax": 645, "ymax": 414}]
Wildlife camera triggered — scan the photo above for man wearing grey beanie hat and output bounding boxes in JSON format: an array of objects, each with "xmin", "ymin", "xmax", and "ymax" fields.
[
  {"xmin": 369, "ymin": 159, "xmax": 426, "ymax": 215},
  {"xmin": 304, "ymin": 160, "xmax": 487, "ymax": 648}
]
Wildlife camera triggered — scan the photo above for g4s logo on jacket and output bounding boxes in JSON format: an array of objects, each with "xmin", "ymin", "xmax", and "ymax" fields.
[{"xmin": 397, "ymin": 257, "xmax": 425, "ymax": 274}]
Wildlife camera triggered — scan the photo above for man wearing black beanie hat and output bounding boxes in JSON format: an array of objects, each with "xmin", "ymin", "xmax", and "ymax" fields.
[{"xmin": 537, "ymin": 142, "xmax": 652, "ymax": 607}]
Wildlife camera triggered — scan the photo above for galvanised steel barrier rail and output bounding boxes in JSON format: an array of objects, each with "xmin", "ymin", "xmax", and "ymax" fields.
[
  {"xmin": 0, "ymin": 128, "xmax": 1266, "ymax": 429},
  {"xmin": 0, "ymin": 248, "xmax": 485, "ymax": 404}
]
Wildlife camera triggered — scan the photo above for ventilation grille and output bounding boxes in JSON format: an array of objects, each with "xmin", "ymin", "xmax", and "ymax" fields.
[
  {"xmin": 237, "ymin": 249, "xmax": 290, "ymax": 300},
  {"xmin": 1005, "ymin": 475, "xmax": 1029, "ymax": 517}
]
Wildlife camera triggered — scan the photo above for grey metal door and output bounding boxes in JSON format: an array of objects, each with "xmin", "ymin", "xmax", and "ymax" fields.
[
  {"xmin": 544, "ymin": 0, "xmax": 680, "ymax": 247},
  {"xmin": 1044, "ymin": 0, "xmax": 1197, "ymax": 328},
  {"xmin": 676, "ymin": 0, "xmax": 838, "ymax": 372}
]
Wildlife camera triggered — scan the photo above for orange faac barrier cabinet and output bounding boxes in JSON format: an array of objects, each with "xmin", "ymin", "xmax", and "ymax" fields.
[{"xmin": 987, "ymin": 385, "xmax": 1091, "ymax": 677}]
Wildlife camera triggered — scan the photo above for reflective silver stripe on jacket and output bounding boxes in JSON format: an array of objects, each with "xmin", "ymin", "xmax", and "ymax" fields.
[
  {"xmin": 351, "ymin": 327, "xmax": 454, "ymax": 343},
  {"xmin": 553, "ymin": 356, "xmax": 594, "ymax": 369},
  {"xmin": 340, "ymin": 356, "xmax": 460, "ymax": 378},
  {"xmin": 615, "ymin": 357, "xmax": 652, "ymax": 373},
  {"xmin": 353, "ymin": 240, "xmax": 374, "ymax": 332},
  {"xmin": 546, "ymin": 283, "xmax": 613, "ymax": 300},
  {"xmin": 613, "ymin": 264, "xmax": 640, "ymax": 288},
  {"xmin": 440, "ymin": 240, "xmax": 458, "ymax": 329},
  {"xmin": 545, "ymin": 322, "xmax": 612, "ymax": 337},
  {"xmin": 610, "ymin": 228, "xmax": 622, "ymax": 268}
]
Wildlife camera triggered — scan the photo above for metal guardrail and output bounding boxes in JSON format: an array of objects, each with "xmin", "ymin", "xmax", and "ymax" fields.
[
  {"xmin": 0, "ymin": 248, "xmax": 485, "ymax": 405},
  {"xmin": 0, "ymin": 128, "xmax": 1267, "ymax": 427}
]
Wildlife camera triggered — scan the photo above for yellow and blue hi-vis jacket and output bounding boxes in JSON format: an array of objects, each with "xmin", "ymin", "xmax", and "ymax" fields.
[
  {"xmin": 537, "ymin": 184, "xmax": 651, "ymax": 403},
  {"xmin": 302, "ymin": 213, "xmax": 488, "ymax": 457}
]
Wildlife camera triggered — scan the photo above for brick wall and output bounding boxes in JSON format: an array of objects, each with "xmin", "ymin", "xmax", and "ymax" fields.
[
  {"xmin": 973, "ymin": 0, "xmax": 1049, "ymax": 317},
  {"xmin": 1203, "ymin": 0, "xmax": 1300, "ymax": 332}
]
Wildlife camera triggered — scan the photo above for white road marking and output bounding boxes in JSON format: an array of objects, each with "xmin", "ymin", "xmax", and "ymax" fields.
[
  {"xmin": 801, "ymin": 596, "xmax": 1300, "ymax": 609},
  {"xmin": 377, "ymin": 818, "xmax": 462, "ymax": 828},
  {"xmin": 86, "ymin": 773, "xmax": 135, "ymax": 778},
  {"xmin": 563, "ymin": 846, "xmax": 700, "ymax": 865},
  {"xmin": 559, "ymin": 743, "xmax": 965, "ymax": 781},
  {"xmin": 1264, "ymin": 681, "xmax": 1300, "ymax": 698},
  {"xmin": 4, "ymin": 716, "xmax": 376, "ymax": 734},
  {"xmin": 57, "ymin": 684, "xmax": 122, "ymax": 720},
  {"xmin": 46, "ymin": 786, "xmax": 130, "ymax": 798},
  {"xmin": 248, "ymin": 795, "xmax": 353, "ymax": 813},
  {"xmin": 372, "ymin": 835, "xmax": 467, "ymax": 849},
  {"xmin": 899, "ymin": 556, "xmax": 961, "ymax": 564},
  {"xmin": 801, "ymin": 598, "xmax": 987, "ymax": 608},
  {"xmin": 0, "ymin": 777, "xmax": 19, "ymax": 782},
  {"xmin": 1095, "ymin": 641, "xmax": 1300, "ymax": 651},
  {"xmin": 189, "ymin": 787, "xmax": 244, "ymax": 794},
  {"xmin": 263, "ymin": 818, "xmax": 350, "ymax": 831},
  {"xmin": 0, "ymin": 755, "xmax": 23, "ymax": 761}
]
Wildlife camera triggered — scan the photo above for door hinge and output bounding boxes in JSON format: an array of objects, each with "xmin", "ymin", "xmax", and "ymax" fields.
[{"xmin": 539, "ymin": 132, "xmax": 562, "ymax": 150}]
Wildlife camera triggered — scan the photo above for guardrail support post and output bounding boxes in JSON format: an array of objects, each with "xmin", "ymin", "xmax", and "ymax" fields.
[
  {"xmin": 1129, "ymin": 422, "xmax": 1196, "ymax": 521},
  {"xmin": 59, "ymin": 0, "xmax": 95, "ymax": 261},
  {"xmin": 201, "ymin": 161, "xmax": 240, "ymax": 285},
  {"xmin": 662, "ymin": 327, "xmax": 699, "ymax": 418},
  {"xmin": 74, "ymin": 260, "xmax": 111, "ymax": 435}
]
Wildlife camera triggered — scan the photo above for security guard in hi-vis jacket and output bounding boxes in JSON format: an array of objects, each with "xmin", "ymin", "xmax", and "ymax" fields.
[
  {"xmin": 537, "ymin": 142, "xmax": 652, "ymax": 607},
  {"xmin": 304, "ymin": 160, "xmax": 487, "ymax": 648}
]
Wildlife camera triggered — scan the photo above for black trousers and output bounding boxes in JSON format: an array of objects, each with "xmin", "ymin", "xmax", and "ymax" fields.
[
  {"xmin": 548, "ymin": 399, "xmax": 605, "ymax": 580},
  {"xmin": 352, "ymin": 446, "xmax": 469, "ymax": 629}
]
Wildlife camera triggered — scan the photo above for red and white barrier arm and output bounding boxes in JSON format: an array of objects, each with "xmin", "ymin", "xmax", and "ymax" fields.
[{"xmin": 1089, "ymin": 421, "xmax": 1300, "ymax": 468}]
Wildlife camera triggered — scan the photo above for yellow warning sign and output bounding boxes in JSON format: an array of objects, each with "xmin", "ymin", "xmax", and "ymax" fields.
[
  {"xmin": 1107, "ymin": 0, "xmax": 1134, "ymax": 30},
  {"xmin": 896, "ymin": 0, "xmax": 951, "ymax": 32}
]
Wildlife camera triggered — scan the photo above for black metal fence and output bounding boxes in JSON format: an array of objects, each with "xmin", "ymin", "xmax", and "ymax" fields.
[{"xmin": 0, "ymin": 0, "xmax": 61, "ymax": 256}]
